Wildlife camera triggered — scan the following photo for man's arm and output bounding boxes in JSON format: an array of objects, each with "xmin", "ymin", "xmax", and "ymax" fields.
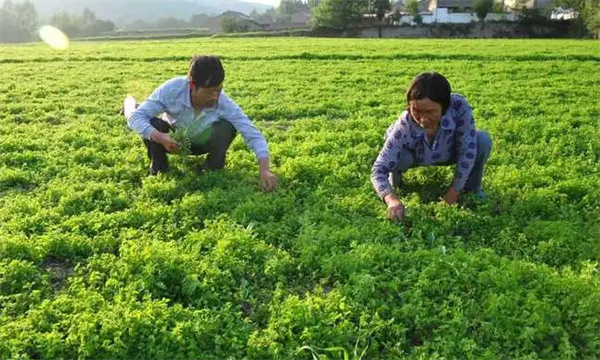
[
  {"xmin": 127, "ymin": 81, "xmax": 179, "ymax": 151},
  {"xmin": 218, "ymin": 92, "xmax": 269, "ymax": 160},
  {"xmin": 219, "ymin": 92, "xmax": 276, "ymax": 190},
  {"xmin": 127, "ymin": 93, "xmax": 167, "ymax": 140}
]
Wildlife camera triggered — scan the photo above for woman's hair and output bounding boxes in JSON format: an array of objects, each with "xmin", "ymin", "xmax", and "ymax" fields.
[
  {"xmin": 188, "ymin": 56, "xmax": 225, "ymax": 87},
  {"xmin": 406, "ymin": 72, "xmax": 452, "ymax": 114}
]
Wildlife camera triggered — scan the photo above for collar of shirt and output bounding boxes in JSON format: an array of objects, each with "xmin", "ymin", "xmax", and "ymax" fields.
[{"xmin": 406, "ymin": 112, "xmax": 456, "ymax": 153}]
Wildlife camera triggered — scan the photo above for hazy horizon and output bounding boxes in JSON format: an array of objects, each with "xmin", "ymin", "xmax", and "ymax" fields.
[{"xmin": 1, "ymin": 0, "xmax": 281, "ymax": 27}]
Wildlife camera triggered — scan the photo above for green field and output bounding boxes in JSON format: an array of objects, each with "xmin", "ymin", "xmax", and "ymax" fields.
[{"xmin": 1, "ymin": 38, "xmax": 599, "ymax": 359}]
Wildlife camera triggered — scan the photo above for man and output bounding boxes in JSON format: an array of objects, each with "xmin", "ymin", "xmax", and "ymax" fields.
[
  {"xmin": 371, "ymin": 72, "xmax": 492, "ymax": 222},
  {"xmin": 124, "ymin": 55, "xmax": 278, "ymax": 191}
]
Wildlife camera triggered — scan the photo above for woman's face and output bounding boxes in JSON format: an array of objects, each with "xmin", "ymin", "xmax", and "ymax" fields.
[{"xmin": 409, "ymin": 98, "xmax": 443, "ymax": 131}]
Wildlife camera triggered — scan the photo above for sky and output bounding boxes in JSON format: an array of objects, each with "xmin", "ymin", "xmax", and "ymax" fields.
[
  {"xmin": 249, "ymin": 0, "xmax": 280, "ymax": 5},
  {"xmin": 0, "ymin": 0, "xmax": 281, "ymax": 5}
]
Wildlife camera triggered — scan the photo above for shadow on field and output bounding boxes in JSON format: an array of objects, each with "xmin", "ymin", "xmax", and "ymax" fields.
[{"xmin": 398, "ymin": 180, "xmax": 447, "ymax": 203}]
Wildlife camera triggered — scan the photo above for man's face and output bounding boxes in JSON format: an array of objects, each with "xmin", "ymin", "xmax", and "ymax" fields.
[
  {"xmin": 191, "ymin": 82, "xmax": 223, "ymax": 108},
  {"xmin": 409, "ymin": 98, "xmax": 443, "ymax": 131}
]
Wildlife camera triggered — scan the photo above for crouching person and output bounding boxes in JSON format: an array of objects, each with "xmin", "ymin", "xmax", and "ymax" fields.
[
  {"xmin": 123, "ymin": 55, "xmax": 278, "ymax": 191},
  {"xmin": 371, "ymin": 72, "xmax": 492, "ymax": 222}
]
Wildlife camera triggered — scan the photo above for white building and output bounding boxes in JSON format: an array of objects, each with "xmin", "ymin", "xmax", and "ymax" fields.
[{"xmin": 388, "ymin": 0, "xmax": 516, "ymax": 24}]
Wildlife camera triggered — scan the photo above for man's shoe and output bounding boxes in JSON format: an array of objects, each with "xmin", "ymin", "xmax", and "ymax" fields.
[
  {"xmin": 123, "ymin": 95, "xmax": 137, "ymax": 119},
  {"xmin": 148, "ymin": 166, "xmax": 169, "ymax": 176}
]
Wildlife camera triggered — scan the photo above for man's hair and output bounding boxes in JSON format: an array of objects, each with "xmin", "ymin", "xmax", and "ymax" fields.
[
  {"xmin": 188, "ymin": 56, "xmax": 225, "ymax": 87},
  {"xmin": 406, "ymin": 72, "xmax": 452, "ymax": 114}
]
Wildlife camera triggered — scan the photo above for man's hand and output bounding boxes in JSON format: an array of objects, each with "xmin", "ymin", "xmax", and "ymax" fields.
[
  {"xmin": 260, "ymin": 170, "xmax": 278, "ymax": 192},
  {"xmin": 151, "ymin": 131, "xmax": 178, "ymax": 152},
  {"xmin": 258, "ymin": 157, "xmax": 278, "ymax": 192},
  {"xmin": 384, "ymin": 194, "xmax": 405, "ymax": 222},
  {"xmin": 444, "ymin": 186, "xmax": 460, "ymax": 205}
]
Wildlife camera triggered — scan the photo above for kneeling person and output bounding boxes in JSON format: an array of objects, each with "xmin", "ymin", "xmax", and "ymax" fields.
[{"xmin": 124, "ymin": 55, "xmax": 277, "ymax": 191}]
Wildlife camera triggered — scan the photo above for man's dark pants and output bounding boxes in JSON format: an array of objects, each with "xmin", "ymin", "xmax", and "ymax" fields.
[{"xmin": 144, "ymin": 117, "xmax": 237, "ymax": 174}]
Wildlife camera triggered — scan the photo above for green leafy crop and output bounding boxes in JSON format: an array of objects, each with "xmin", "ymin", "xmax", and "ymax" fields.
[{"xmin": 0, "ymin": 38, "xmax": 598, "ymax": 359}]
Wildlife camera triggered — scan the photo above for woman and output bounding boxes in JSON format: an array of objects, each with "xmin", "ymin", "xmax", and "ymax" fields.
[{"xmin": 371, "ymin": 72, "xmax": 492, "ymax": 222}]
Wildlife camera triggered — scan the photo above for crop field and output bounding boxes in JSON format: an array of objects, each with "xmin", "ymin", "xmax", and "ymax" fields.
[{"xmin": 0, "ymin": 38, "xmax": 599, "ymax": 359}]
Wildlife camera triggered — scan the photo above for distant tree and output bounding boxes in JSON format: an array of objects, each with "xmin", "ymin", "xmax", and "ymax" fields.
[
  {"xmin": 249, "ymin": 9, "xmax": 260, "ymax": 20},
  {"xmin": 389, "ymin": 9, "xmax": 403, "ymax": 24},
  {"xmin": 276, "ymin": 0, "xmax": 309, "ymax": 25},
  {"xmin": 155, "ymin": 17, "xmax": 188, "ymax": 29},
  {"xmin": 127, "ymin": 20, "xmax": 152, "ymax": 30},
  {"xmin": 311, "ymin": 0, "xmax": 367, "ymax": 31},
  {"xmin": 307, "ymin": 0, "xmax": 322, "ymax": 9},
  {"xmin": 279, "ymin": 0, "xmax": 308, "ymax": 15},
  {"xmin": 372, "ymin": 0, "xmax": 392, "ymax": 21},
  {"xmin": 17, "ymin": 0, "xmax": 37, "ymax": 32},
  {"xmin": 0, "ymin": 0, "xmax": 38, "ymax": 43},
  {"xmin": 221, "ymin": 16, "xmax": 249, "ymax": 33},
  {"xmin": 513, "ymin": 0, "xmax": 552, "ymax": 19},
  {"xmin": 584, "ymin": 1, "xmax": 600, "ymax": 34},
  {"xmin": 513, "ymin": 0, "xmax": 549, "ymax": 29},
  {"xmin": 406, "ymin": 0, "xmax": 423, "ymax": 24},
  {"xmin": 406, "ymin": 0, "xmax": 419, "ymax": 16},
  {"xmin": 553, "ymin": 0, "xmax": 600, "ymax": 36},
  {"xmin": 265, "ymin": 7, "xmax": 278, "ymax": 18},
  {"xmin": 473, "ymin": 0, "xmax": 494, "ymax": 26},
  {"xmin": 79, "ymin": 7, "xmax": 114, "ymax": 36},
  {"xmin": 369, "ymin": 0, "xmax": 391, "ymax": 37},
  {"xmin": 50, "ymin": 9, "xmax": 115, "ymax": 38},
  {"xmin": 492, "ymin": 0, "xmax": 505, "ymax": 13},
  {"xmin": 190, "ymin": 13, "xmax": 211, "ymax": 28},
  {"xmin": 50, "ymin": 11, "xmax": 80, "ymax": 37},
  {"xmin": 90, "ymin": 19, "xmax": 115, "ymax": 34},
  {"xmin": 252, "ymin": 7, "xmax": 277, "ymax": 24},
  {"xmin": 81, "ymin": 7, "xmax": 96, "ymax": 26}
]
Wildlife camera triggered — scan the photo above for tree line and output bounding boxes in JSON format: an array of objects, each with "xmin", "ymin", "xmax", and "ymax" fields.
[
  {"xmin": 1, "ymin": 0, "xmax": 597, "ymax": 43},
  {"xmin": 0, "ymin": 0, "xmax": 115, "ymax": 42}
]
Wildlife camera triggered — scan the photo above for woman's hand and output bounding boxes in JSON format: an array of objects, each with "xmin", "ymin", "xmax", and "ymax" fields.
[
  {"xmin": 444, "ymin": 187, "xmax": 460, "ymax": 205},
  {"xmin": 384, "ymin": 194, "xmax": 405, "ymax": 222}
]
